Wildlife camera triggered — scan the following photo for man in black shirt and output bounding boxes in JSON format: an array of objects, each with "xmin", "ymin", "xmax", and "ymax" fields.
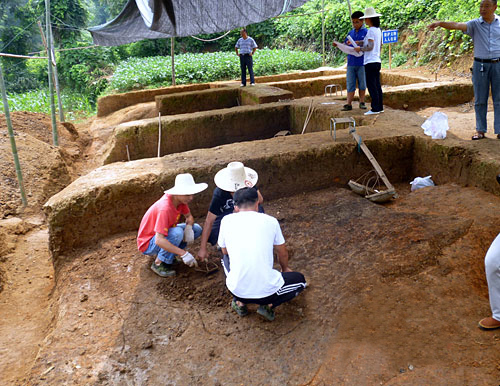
[{"xmin": 197, "ymin": 162, "xmax": 263, "ymax": 261}]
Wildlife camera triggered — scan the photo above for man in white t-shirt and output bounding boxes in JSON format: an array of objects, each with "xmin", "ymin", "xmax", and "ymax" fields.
[{"xmin": 218, "ymin": 187, "xmax": 306, "ymax": 321}]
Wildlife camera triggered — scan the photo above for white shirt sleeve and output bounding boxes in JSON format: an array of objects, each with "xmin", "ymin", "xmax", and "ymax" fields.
[{"xmin": 273, "ymin": 219, "xmax": 285, "ymax": 245}]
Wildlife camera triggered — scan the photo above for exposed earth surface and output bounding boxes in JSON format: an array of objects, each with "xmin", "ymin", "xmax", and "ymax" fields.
[{"xmin": 0, "ymin": 67, "xmax": 499, "ymax": 385}]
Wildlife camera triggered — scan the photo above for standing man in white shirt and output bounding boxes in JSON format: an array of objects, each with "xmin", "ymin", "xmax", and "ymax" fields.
[
  {"xmin": 235, "ymin": 28, "xmax": 258, "ymax": 87},
  {"xmin": 428, "ymin": 0, "xmax": 500, "ymax": 140},
  {"xmin": 218, "ymin": 187, "xmax": 306, "ymax": 321}
]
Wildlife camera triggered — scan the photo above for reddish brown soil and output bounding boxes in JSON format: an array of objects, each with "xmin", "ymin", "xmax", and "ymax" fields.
[{"xmin": 1, "ymin": 68, "xmax": 500, "ymax": 385}]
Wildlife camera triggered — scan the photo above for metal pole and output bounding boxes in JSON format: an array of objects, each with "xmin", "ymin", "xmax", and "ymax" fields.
[
  {"xmin": 49, "ymin": 22, "xmax": 64, "ymax": 122},
  {"xmin": 45, "ymin": 0, "xmax": 59, "ymax": 146},
  {"xmin": 0, "ymin": 65, "xmax": 28, "ymax": 206},
  {"xmin": 321, "ymin": 0, "xmax": 325, "ymax": 66},
  {"xmin": 171, "ymin": 37, "xmax": 176, "ymax": 86}
]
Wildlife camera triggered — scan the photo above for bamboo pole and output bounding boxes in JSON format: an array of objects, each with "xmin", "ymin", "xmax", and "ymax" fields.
[
  {"xmin": 45, "ymin": 0, "xmax": 59, "ymax": 146},
  {"xmin": 171, "ymin": 37, "xmax": 176, "ymax": 86},
  {"xmin": 321, "ymin": 0, "xmax": 325, "ymax": 66},
  {"xmin": 49, "ymin": 22, "xmax": 64, "ymax": 122},
  {"xmin": 39, "ymin": 21, "xmax": 65, "ymax": 123},
  {"xmin": 0, "ymin": 65, "xmax": 28, "ymax": 206},
  {"xmin": 0, "ymin": 53, "xmax": 47, "ymax": 59}
]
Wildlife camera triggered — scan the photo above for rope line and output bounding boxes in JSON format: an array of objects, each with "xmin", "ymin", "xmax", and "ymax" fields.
[{"xmin": 190, "ymin": 30, "xmax": 232, "ymax": 42}]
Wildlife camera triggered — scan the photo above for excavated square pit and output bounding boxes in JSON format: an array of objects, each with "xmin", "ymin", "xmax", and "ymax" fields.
[
  {"xmin": 35, "ymin": 73, "xmax": 499, "ymax": 383},
  {"xmin": 34, "ymin": 181, "xmax": 500, "ymax": 384}
]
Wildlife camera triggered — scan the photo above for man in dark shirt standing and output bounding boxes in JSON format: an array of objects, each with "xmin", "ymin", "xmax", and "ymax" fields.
[{"xmin": 197, "ymin": 162, "xmax": 263, "ymax": 261}]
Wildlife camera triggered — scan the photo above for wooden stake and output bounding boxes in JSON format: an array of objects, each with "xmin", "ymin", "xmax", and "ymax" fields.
[
  {"xmin": 157, "ymin": 112, "xmax": 162, "ymax": 157},
  {"xmin": 171, "ymin": 37, "xmax": 176, "ymax": 86},
  {"xmin": 302, "ymin": 99, "xmax": 314, "ymax": 134}
]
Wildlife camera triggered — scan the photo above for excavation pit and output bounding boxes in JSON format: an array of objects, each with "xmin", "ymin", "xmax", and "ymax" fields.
[
  {"xmin": 11, "ymin": 69, "xmax": 500, "ymax": 384},
  {"xmin": 35, "ymin": 182, "xmax": 500, "ymax": 384}
]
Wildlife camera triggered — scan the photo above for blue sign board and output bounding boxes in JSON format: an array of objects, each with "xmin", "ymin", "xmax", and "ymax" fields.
[{"xmin": 382, "ymin": 29, "xmax": 398, "ymax": 44}]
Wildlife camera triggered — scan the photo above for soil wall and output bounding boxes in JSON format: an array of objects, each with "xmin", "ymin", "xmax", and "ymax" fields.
[
  {"xmin": 267, "ymin": 75, "xmax": 347, "ymax": 99},
  {"xmin": 380, "ymin": 72, "xmax": 429, "ymax": 86},
  {"xmin": 44, "ymin": 133, "xmax": 415, "ymax": 269},
  {"xmin": 412, "ymin": 137, "xmax": 500, "ymax": 196},
  {"xmin": 156, "ymin": 87, "xmax": 239, "ymax": 115},
  {"xmin": 97, "ymin": 83, "xmax": 210, "ymax": 117},
  {"xmin": 96, "ymin": 70, "xmax": 344, "ymax": 117},
  {"xmin": 103, "ymin": 103, "xmax": 291, "ymax": 164},
  {"xmin": 382, "ymin": 82, "xmax": 474, "ymax": 111}
]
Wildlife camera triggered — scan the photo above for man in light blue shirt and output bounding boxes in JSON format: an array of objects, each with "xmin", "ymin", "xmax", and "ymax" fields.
[
  {"xmin": 428, "ymin": 0, "xmax": 500, "ymax": 140},
  {"xmin": 235, "ymin": 28, "xmax": 258, "ymax": 87}
]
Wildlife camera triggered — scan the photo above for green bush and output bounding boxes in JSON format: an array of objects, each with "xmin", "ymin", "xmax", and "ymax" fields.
[{"xmin": 107, "ymin": 48, "xmax": 322, "ymax": 93}]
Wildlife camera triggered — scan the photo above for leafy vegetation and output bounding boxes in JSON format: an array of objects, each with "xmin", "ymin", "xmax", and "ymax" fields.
[
  {"xmin": 108, "ymin": 49, "xmax": 322, "ymax": 93},
  {"xmin": 0, "ymin": 88, "xmax": 93, "ymax": 120}
]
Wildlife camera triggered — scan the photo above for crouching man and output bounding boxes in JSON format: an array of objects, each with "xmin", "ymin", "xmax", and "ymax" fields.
[
  {"xmin": 137, "ymin": 173, "xmax": 208, "ymax": 277},
  {"xmin": 218, "ymin": 187, "xmax": 306, "ymax": 321}
]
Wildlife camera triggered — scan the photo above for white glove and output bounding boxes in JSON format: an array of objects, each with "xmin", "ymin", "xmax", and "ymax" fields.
[
  {"xmin": 184, "ymin": 224, "xmax": 195, "ymax": 244},
  {"xmin": 181, "ymin": 251, "xmax": 198, "ymax": 267}
]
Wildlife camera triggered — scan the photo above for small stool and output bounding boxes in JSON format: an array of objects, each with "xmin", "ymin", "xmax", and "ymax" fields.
[
  {"xmin": 325, "ymin": 84, "xmax": 343, "ymax": 97},
  {"xmin": 330, "ymin": 117, "xmax": 355, "ymax": 141}
]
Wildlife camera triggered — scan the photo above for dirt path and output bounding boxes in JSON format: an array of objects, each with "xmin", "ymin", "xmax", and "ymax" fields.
[{"xmin": 0, "ymin": 217, "xmax": 54, "ymax": 385}]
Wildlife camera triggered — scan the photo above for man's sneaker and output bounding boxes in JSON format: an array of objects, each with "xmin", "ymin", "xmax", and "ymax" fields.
[
  {"xmin": 231, "ymin": 300, "xmax": 248, "ymax": 317},
  {"xmin": 257, "ymin": 305, "xmax": 275, "ymax": 321},
  {"xmin": 359, "ymin": 102, "xmax": 367, "ymax": 109},
  {"xmin": 250, "ymin": 83, "xmax": 256, "ymax": 86},
  {"xmin": 240, "ymin": 83, "xmax": 245, "ymax": 87},
  {"xmin": 150, "ymin": 262, "xmax": 176, "ymax": 277},
  {"xmin": 364, "ymin": 110, "xmax": 380, "ymax": 115},
  {"xmin": 341, "ymin": 104, "xmax": 353, "ymax": 111}
]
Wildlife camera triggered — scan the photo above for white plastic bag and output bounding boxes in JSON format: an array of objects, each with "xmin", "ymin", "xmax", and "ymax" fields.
[
  {"xmin": 410, "ymin": 175, "xmax": 435, "ymax": 191},
  {"xmin": 421, "ymin": 111, "xmax": 449, "ymax": 139}
]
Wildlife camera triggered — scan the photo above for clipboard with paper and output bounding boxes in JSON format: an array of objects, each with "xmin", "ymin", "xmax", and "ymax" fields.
[{"xmin": 333, "ymin": 40, "xmax": 363, "ymax": 57}]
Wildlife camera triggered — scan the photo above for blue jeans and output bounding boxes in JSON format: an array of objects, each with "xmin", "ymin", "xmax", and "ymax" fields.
[
  {"xmin": 346, "ymin": 65, "xmax": 366, "ymax": 93},
  {"xmin": 143, "ymin": 223, "xmax": 202, "ymax": 264},
  {"xmin": 472, "ymin": 60, "xmax": 500, "ymax": 134}
]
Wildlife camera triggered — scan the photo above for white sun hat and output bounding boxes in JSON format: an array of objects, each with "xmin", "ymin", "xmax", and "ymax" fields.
[
  {"xmin": 360, "ymin": 7, "xmax": 382, "ymax": 19},
  {"xmin": 165, "ymin": 173, "xmax": 208, "ymax": 195},
  {"xmin": 214, "ymin": 162, "xmax": 258, "ymax": 192}
]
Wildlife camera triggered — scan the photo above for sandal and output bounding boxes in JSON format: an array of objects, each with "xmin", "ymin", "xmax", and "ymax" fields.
[{"xmin": 471, "ymin": 132, "xmax": 486, "ymax": 140}]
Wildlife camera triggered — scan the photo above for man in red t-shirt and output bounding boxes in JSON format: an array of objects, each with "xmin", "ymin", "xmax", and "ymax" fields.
[{"xmin": 137, "ymin": 173, "xmax": 207, "ymax": 277}]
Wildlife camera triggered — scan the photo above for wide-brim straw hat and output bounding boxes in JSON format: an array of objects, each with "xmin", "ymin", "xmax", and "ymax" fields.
[
  {"xmin": 214, "ymin": 161, "xmax": 258, "ymax": 192},
  {"xmin": 165, "ymin": 173, "xmax": 208, "ymax": 195},
  {"xmin": 360, "ymin": 7, "xmax": 382, "ymax": 19}
]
